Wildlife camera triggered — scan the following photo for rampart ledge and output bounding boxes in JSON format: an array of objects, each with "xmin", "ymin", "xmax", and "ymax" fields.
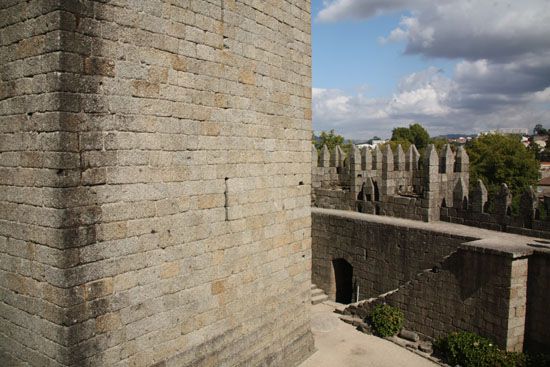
[
  {"xmin": 312, "ymin": 208, "xmax": 550, "ymax": 353},
  {"xmin": 313, "ymin": 207, "xmax": 538, "ymax": 257}
]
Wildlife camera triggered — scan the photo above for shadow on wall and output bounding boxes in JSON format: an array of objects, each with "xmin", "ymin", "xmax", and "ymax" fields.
[{"xmin": 442, "ymin": 250, "xmax": 492, "ymax": 301}]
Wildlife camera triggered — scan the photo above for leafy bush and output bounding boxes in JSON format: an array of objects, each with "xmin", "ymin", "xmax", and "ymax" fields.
[
  {"xmin": 434, "ymin": 331, "xmax": 499, "ymax": 367},
  {"xmin": 434, "ymin": 332, "xmax": 531, "ymax": 367},
  {"xmin": 368, "ymin": 304, "xmax": 404, "ymax": 337}
]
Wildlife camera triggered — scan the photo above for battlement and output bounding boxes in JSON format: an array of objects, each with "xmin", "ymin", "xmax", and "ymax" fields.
[
  {"xmin": 441, "ymin": 181, "xmax": 550, "ymax": 239},
  {"xmin": 312, "ymin": 143, "xmax": 468, "ymax": 221},
  {"xmin": 312, "ymin": 143, "xmax": 550, "ymax": 238}
]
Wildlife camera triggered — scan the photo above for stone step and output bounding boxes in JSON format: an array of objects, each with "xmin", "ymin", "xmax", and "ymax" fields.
[
  {"xmin": 311, "ymin": 293, "xmax": 329, "ymax": 305},
  {"xmin": 323, "ymin": 300, "xmax": 347, "ymax": 314},
  {"xmin": 311, "ymin": 288, "xmax": 325, "ymax": 297},
  {"xmin": 310, "ymin": 283, "xmax": 330, "ymax": 305}
]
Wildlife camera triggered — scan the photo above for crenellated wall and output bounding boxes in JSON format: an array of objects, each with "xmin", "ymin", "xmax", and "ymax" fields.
[
  {"xmin": 440, "ymin": 182, "xmax": 550, "ymax": 239},
  {"xmin": 312, "ymin": 143, "xmax": 468, "ymax": 222},
  {"xmin": 313, "ymin": 143, "xmax": 550, "ymax": 238}
]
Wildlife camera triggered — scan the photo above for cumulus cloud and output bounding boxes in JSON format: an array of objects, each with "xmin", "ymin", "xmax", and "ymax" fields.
[
  {"xmin": 315, "ymin": 0, "xmax": 550, "ymax": 137},
  {"xmin": 318, "ymin": 0, "xmax": 431, "ymax": 22},
  {"xmin": 313, "ymin": 67, "xmax": 548, "ymax": 139},
  {"xmin": 534, "ymin": 88, "xmax": 550, "ymax": 103},
  {"xmin": 389, "ymin": 2, "xmax": 550, "ymax": 61},
  {"xmin": 313, "ymin": 68, "xmax": 456, "ymax": 138},
  {"xmin": 388, "ymin": 67, "xmax": 453, "ymax": 116},
  {"xmin": 319, "ymin": 0, "xmax": 550, "ymax": 61},
  {"xmin": 312, "ymin": 87, "xmax": 389, "ymax": 134}
]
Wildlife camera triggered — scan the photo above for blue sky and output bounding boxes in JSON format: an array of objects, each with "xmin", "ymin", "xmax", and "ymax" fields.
[
  {"xmin": 311, "ymin": 0, "xmax": 550, "ymax": 140},
  {"xmin": 313, "ymin": 6, "xmax": 455, "ymax": 96}
]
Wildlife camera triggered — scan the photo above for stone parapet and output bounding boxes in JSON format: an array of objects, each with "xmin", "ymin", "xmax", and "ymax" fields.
[
  {"xmin": 312, "ymin": 143, "xmax": 467, "ymax": 222},
  {"xmin": 313, "ymin": 143, "xmax": 550, "ymax": 238},
  {"xmin": 312, "ymin": 208, "xmax": 546, "ymax": 352}
]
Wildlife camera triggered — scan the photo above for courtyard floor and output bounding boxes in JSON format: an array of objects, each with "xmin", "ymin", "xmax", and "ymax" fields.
[{"xmin": 299, "ymin": 302, "xmax": 438, "ymax": 367}]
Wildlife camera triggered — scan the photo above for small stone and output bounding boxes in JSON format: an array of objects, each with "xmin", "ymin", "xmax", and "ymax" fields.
[
  {"xmin": 419, "ymin": 342, "xmax": 433, "ymax": 354},
  {"xmin": 339, "ymin": 315, "xmax": 361, "ymax": 325},
  {"xmin": 399, "ymin": 329, "xmax": 419, "ymax": 342},
  {"xmin": 357, "ymin": 322, "xmax": 371, "ymax": 334}
]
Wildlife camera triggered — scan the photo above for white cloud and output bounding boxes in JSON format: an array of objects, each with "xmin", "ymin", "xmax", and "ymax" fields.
[
  {"xmin": 313, "ymin": 88, "xmax": 388, "ymax": 124},
  {"xmin": 388, "ymin": 67, "xmax": 453, "ymax": 116},
  {"xmin": 318, "ymin": 0, "xmax": 431, "ymax": 22},
  {"xmin": 319, "ymin": 0, "xmax": 550, "ymax": 57},
  {"xmin": 321, "ymin": 0, "xmax": 550, "ymax": 64},
  {"xmin": 313, "ymin": 67, "xmax": 548, "ymax": 139},
  {"xmin": 315, "ymin": 0, "xmax": 550, "ymax": 137},
  {"xmin": 534, "ymin": 88, "xmax": 550, "ymax": 103},
  {"xmin": 379, "ymin": 27, "xmax": 407, "ymax": 44},
  {"xmin": 389, "ymin": 3, "xmax": 550, "ymax": 66}
]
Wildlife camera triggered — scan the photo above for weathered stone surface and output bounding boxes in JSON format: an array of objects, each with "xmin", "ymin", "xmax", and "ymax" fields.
[
  {"xmin": 399, "ymin": 329, "xmax": 420, "ymax": 342},
  {"xmin": 418, "ymin": 342, "xmax": 433, "ymax": 354},
  {"xmin": 0, "ymin": 1, "xmax": 314, "ymax": 366},
  {"xmin": 526, "ymin": 250, "xmax": 550, "ymax": 353},
  {"xmin": 312, "ymin": 208, "xmax": 535, "ymax": 352}
]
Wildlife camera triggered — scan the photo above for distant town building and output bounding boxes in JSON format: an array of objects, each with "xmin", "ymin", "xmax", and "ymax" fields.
[
  {"xmin": 356, "ymin": 139, "xmax": 386, "ymax": 150},
  {"xmin": 478, "ymin": 128, "xmax": 529, "ymax": 136},
  {"xmin": 533, "ymin": 135, "xmax": 548, "ymax": 149},
  {"xmin": 540, "ymin": 161, "xmax": 550, "ymax": 178},
  {"xmin": 447, "ymin": 136, "xmax": 471, "ymax": 144}
]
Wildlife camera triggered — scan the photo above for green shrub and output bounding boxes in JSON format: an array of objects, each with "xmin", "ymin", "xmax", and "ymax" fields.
[
  {"xmin": 496, "ymin": 351, "xmax": 527, "ymax": 367},
  {"xmin": 434, "ymin": 331, "xmax": 499, "ymax": 367},
  {"xmin": 434, "ymin": 331, "xmax": 530, "ymax": 367},
  {"xmin": 368, "ymin": 304, "xmax": 404, "ymax": 337}
]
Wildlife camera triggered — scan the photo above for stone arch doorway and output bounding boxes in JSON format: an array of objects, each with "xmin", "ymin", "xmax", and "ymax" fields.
[{"xmin": 332, "ymin": 258, "xmax": 353, "ymax": 304}]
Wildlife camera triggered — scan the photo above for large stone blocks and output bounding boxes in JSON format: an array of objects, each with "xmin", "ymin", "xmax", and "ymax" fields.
[
  {"xmin": 312, "ymin": 208, "xmax": 536, "ymax": 352},
  {"xmin": 1, "ymin": 1, "xmax": 313, "ymax": 365}
]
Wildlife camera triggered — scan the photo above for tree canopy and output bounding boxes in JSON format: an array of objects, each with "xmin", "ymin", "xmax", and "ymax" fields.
[
  {"xmin": 314, "ymin": 129, "xmax": 352, "ymax": 154},
  {"xmin": 533, "ymin": 123, "xmax": 547, "ymax": 136},
  {"xmin": 391, "ymin": 123, "xmax": 430, "ymax": 150},
  {"xmin": 466, "ymin": 134, "xmax": 539, "ymax": 197}
]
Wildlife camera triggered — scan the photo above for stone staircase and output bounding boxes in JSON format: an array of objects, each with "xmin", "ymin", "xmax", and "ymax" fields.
[{"xmin": 311, "ymin": 283, "xmax": 329, "ymax": 305}]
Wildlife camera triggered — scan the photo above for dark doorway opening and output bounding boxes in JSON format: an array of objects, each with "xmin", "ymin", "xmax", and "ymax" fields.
[
  {"xmin": 332, "ymin": 258, "xmax": 353, "ymax": 304},
  {"xmin": 373, "ymin": 181, "xmax": 380, "ymax": 201}
]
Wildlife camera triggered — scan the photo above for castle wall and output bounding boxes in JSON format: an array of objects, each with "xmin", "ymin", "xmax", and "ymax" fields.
[
  {"xmin": 441, "ymin": 207, "xmax": 550, "ymax": 240},
  {"xmin": 0, "ymin": 1, "xmax": 313, "ymax": 366},
  {"xmin": 525, "ymin": 250, "xmax": 550, "ymax": 353},
  {"xmin": 0, "ymin": 2, "xmax": 76, "ymax": 365},
  {"xmin": 312, "ymin": 208, "xmax": 531, "ymax": 352},
  {"xmin": 312, "ymin": 143, "xmax": 468, "ymax": 222},
  {"xmin": 312, "ymin": 209, "xmax": 468, "ymax": 302}
]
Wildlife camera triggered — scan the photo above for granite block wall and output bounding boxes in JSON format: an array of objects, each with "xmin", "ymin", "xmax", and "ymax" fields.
[
  {"xmin": 374, "ymin": 250, "xmax": 528, "ymax": 352},
  {"xmin": 1, "ymin": 2, "xmax": 77, "ymax": 365},
  {"xmin": 312, "ymin": 208, "xmax": 530, "ymax": 351},
  {"xmin": 525, "ymin": 250, "xmax": 550, "ymax": 353},
  {"xmin": 441, "ymin": 207, "xmax": 550, "ymax": 240},
  {"xmin": 312, "ymin": 209, "xmax": 469, "ymax": 302},
  {"xmin": 0, "ymin": 1, "xmax": 313, "ymax": 366}
]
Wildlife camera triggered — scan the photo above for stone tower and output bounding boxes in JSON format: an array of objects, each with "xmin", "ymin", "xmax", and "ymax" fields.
[{"xmin": 0, "ymin": 1, "xmax": 313, "ymax": 366}]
